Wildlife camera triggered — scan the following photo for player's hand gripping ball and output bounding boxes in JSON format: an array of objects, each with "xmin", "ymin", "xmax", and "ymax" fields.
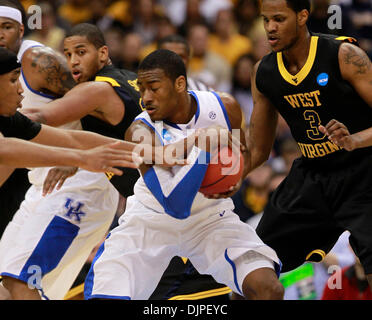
[{"xmin": 200, "ymin": 146, "xmax": 244, "ymax": 196}]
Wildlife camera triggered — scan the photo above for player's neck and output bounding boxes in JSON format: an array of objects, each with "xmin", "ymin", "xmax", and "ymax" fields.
[
  {"xmin": 282, "ymin": 31, "xmax": 312, "ymax": 75},
  {"xmin": 166, "ymin": 93, "xmax": 197, "ymax": 124}
]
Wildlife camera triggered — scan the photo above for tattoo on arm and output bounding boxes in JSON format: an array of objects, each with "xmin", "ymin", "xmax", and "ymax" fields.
[
  {"xmin": 343, "ymin": 45, "xmax": 372, "ymax": 75},
  {"xmin": 30, "ymin": 50, "xmax": 75, "ymax": 96}
]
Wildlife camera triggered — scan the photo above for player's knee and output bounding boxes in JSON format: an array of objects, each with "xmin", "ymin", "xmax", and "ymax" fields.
[
  {"xmin": 2, "ymin": 276, "xmax": 27, "ymax": 293},
  {"xmin": 242, "ymin": 268, "xmax": 284, "ymax": 300}
]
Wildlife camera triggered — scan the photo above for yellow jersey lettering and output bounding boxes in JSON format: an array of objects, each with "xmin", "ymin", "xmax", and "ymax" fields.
[
  {"xmin": 284, "ymin": 90, "xmax": 321, "ymax": 108},
  {"xmin": 297, "ymin": 141, "xmax": 342, "ymax": 158}
]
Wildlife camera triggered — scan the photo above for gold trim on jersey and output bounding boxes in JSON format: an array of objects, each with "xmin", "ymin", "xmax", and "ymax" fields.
[
  {"xmin": 277, "ymin": 36, "xmax": 319, "ymax": 86},
  {"xmin": 95, "ymin": 76, "xmax": 121, "ymax": 87},
  {"xmin": 168, "ymin": 286, "xmax": 232, "ymax": 300},
  {"xmin": 335, "ymin": 36, "xmax": 357, "ymax": 44},
  {"xmin": 305, "ymin": 249, "xmax": 326, "ymax": 262}
]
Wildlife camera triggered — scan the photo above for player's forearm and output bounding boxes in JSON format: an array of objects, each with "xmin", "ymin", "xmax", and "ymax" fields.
[
  {"xmin": 0, "ymin": 138, "xmax": 85, "ymax": 168},
  {"xmin": 39, "ymin": 126, "xmax": 138, "ymax": 153},
  {"xmin": 350, "ymin": 128, "xmax": 372, "ymax": 150}
]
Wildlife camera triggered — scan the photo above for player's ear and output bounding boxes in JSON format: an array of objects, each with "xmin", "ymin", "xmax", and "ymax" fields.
[
  {"xmin": 98, "ymin": 45, "xmax": 109, "ymax": 63},
  {"xmin": 175, "ymin": 75, "xmax": 187, "ymax": 93},
  {"xmin": 297, "ymin": 9, "xmax": 309, "ymax": 27}
]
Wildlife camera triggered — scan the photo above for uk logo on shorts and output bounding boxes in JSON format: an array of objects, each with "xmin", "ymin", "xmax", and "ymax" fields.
[
  {"xmin": 64, "ymin": 198, "xmax": 86, "ymax": 223},
  {"xmin": 317, "ymin": 73, "xmax": 329, "ymax": 86}
]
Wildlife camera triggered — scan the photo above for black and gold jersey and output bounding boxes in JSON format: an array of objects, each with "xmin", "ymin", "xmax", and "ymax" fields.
[
  {"xmin": 81, "ymin": 65, "xmax": 143, "ymax": 197},
  {"xmin": 256, "ymin": 33, "xmax": 372, "ymax": 168}
]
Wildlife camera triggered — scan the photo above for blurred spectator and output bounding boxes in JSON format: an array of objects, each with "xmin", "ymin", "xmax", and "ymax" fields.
[
  {"xmin": 104, "ymin": 27, "xmax": 125, "ymax": 67},
  {"xmin": 177, "ymin": 0, "xmax": 209, "ymax": 37},
  {"xmin": 342, "ymin": 0, "xmax": 372, "ymax": 58},
  {"xmin": 199, "ymin": 0, "xmax": 233, "ymax": 26},
  {"xmin": 131, "ymin": 0, "xmax": 165, "ymax": 45},
  {"xmin": 208, "ymin": 7, "xmax": 252, "ymax": 67},
  {"xmin": 270, "ymin": 137, "xmax": 302, "ymax": 175},
  {"xmin": 58, "ymin": 0, "xmax": 92, "ymax": 26},
  {"xmin": 231, "ymin": 53, "xmax": 256, "ymax": 128},
  {"xmin": 120, "ymin": 32, "xmax": 143, "ymax": 71},
  {"xmin": 322, "ymin": 249, "xmax": 371, "ymax": 300},
  {"xmin": 232, "ymin": 164, "xmax": 273, "ymax": 222},
  {"xmin": 26, "ymin": 1, "xmax": 65, "ymax": 51},
  {"xmin": 187, "ymin": 23, "xmax": 232, "ymax": 91},
  {"xmin": 233, "ymin": 0, "xmax": 269, "ymax": 60},
  {"xmin": 158, "ymin": 34, "xmax": 212, "ymax": 92},
  {"xmin": 140, "ymin": 15, "xmax": 177, "ymax": 61},
  {"xmin": 84, "ymin": 0, "xmax": 115, "ymax": 33},
  {"xmin": 105, "ymin": 0, "xmax": 133, "ymax": 31}
]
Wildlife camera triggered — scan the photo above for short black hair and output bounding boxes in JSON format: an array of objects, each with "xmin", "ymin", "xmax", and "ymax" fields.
[
  {"xmin": 285, "ymin": 0, "xmax": 311, "ymax": 13},
  {"xmin": 65, "ymin": 23, "xmax": 106, "ymax": 49},
  {"xmin": 139, "ymin": 49, "xmax": 187, "ymax": 83},
  {"xmin": 157, "ymin": 35, "xmax": 190, "ymax": 56},
  {"xmin": 0, "ymin": 46, "xmax": 21, "ymax": 74}
]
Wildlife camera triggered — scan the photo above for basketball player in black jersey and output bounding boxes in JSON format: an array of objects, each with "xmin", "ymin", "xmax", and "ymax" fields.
[{"xmin": 244, "ymin": 0, "xmax": 372, "ymax": 288}]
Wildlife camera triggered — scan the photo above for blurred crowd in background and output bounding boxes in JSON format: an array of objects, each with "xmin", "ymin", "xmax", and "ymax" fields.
[{"xmin": 18, "ymin": 0, "xmax": 372, "ymax": 300}]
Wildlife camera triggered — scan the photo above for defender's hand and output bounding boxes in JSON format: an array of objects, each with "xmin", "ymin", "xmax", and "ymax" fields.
[{"xmin": 43, "ymin": 166, "xmax": 78, "ymax": 196}]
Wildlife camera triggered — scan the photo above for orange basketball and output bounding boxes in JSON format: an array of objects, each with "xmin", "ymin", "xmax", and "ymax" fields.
[{"xmin": 200, "ymin": 146, "xmax": 244, "ymax": 196}]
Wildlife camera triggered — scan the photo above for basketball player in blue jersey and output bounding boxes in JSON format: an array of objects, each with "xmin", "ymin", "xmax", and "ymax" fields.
[
  {"xmin": 150, "ymin": 34, "xmax": 232, "ymax": 301},
  {"xmin": 0, "ymin": 21, "xmax": 143, "ymax": 299},
  {"xmin": 84, "ymin": 49, "xmax": 284, "ymax": 300},
  {"xmin": 245, "ymin": 0, "xmax": 372, "ymax": 288}
]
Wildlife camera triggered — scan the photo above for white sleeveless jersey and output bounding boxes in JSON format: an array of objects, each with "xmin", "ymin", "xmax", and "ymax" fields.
[
  {"xmin": 133, "ymin": 90, "xmax": 235, "ymax": 217},
  {"xmin": 17, "ymin": 40, "xmax": 82, "ymax": 185}
]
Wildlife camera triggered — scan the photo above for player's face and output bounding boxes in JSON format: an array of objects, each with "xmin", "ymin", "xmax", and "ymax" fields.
[
  {"xmin": 137, "ymin": 68, "xmax": 181, "ymax": 122},
  {"xmin": 0, "ymin": 68, "xmax": 24, "ymax": 116},
  {"xmin": 261, "ymin": 0, "xmax": 300, "ymax": 52},
  {"xmin": 63, "ymin": 36, "xmax": 107, "ymax": 83},
  {"xmin": 159, "ymin": 43, "xmax": 189, "ymax": 69},
  {"xmin": 0, "ymin": 17, "xmax": 24, "ymax": 54}
]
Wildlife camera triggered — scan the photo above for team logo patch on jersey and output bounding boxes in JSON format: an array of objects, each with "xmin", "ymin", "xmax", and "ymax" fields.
[
  {"xmin": 162, "ymin": 128, "xmax": 172, "ymax": 141},
  {"xmin": 64, "ymin": 198, "xmax": 86, "ymax": 223},
  {"xmin": 209, "ymin": 111, "xmax": 217, "ymax": 120},
  {"xmin": 317, "ymin": 73, "xmax": 329, "ymax": 86}
]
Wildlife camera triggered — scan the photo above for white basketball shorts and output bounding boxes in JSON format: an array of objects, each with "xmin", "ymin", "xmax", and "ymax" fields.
[
  {"xmin": 84, "ymin": 195, "xmax": 281, "ymax": 300},
  {"xmin": 0, "ymin": 170, "xmax": 119, "ymax": 300}
]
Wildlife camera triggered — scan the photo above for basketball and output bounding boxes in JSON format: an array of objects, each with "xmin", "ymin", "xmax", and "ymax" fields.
[{"xmin": 200, "ymin": 146, "xmax": 244, "ymax": 196}]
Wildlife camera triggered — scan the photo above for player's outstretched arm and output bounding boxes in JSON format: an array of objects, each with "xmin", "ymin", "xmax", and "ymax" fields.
[
  {"xmin": 0, "ymin": 135, "xmax": 138, "ymax": 174},
  {"xmin": 21, "ymin": 81, "xmax": 123, "ymax": 127},
  {"xmin": 31, "ymin": 122, "xmax": 139, "ymax": 155}
]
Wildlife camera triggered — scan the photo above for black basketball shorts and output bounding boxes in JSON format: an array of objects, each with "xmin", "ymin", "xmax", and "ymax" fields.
[{"xmin": 256, "ymin": 156, "xmax": 372, "ymax": 274}]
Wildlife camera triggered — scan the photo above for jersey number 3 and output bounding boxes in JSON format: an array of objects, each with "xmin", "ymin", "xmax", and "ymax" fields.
[{"xmin": 303, "ymin": 110, "xmax": 326, "ymax": 140}]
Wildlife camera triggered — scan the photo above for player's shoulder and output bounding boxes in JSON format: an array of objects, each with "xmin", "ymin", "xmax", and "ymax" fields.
[{"xmin": 21, "ymin": 45, "xmax": 65, "ymax": 66}]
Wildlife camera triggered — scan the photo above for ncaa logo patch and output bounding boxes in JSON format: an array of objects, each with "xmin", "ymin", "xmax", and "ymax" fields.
[
  {"xmin": 209, "ymin": 111, "xmax": 217, "ymax": 120},
  {"xmin": 317, "ymin": 73, "xmax": 329, "ymax": 86}
]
